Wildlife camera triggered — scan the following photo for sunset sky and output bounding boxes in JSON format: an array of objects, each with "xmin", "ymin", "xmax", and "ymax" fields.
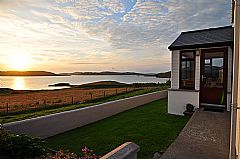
[{"xmin": 0, "ymin": 0, "xmax": 232, "ymax": 73}]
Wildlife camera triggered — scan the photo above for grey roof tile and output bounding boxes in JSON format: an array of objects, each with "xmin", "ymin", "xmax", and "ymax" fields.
[{"xmin": 168, "ymin": 26, "xmax": 233, "ymax": 50}]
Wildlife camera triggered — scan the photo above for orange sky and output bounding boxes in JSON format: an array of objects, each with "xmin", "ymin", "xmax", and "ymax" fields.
[{"xmin": 0, "ymin": 0, "xmax": 231, "ymax": 73}]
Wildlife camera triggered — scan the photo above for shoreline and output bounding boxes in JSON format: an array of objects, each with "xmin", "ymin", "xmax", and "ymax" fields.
[
  {"xmin": 0, "ymin": 71, "xmax": 171, "ymax": 78},
  {"xmin": 0, "ymin": 80, "xmax": 170, "ymax": 95}
]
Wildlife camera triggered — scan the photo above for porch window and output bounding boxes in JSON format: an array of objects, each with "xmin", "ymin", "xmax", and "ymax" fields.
[{"xmin": 180, "ymin": 51, "xmax": 195, "ymax": 89}]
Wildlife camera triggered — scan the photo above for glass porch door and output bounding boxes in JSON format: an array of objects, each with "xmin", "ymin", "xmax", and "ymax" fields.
[{"xmin": 200, "ymin": 48, "xmax": 228, "ymax": 107}]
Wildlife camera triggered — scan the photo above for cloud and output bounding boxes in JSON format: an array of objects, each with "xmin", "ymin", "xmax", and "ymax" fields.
[
  {"xmin": 0, "ymin": 0, "xmax": 232, "ymax": 72},
  {"xmin": 52, "ymin": 0, "xmax": 230, "ymax": 52},
  {"xmin": 0, "ymin": 0, "xmax": 26, "ymax": 9}
]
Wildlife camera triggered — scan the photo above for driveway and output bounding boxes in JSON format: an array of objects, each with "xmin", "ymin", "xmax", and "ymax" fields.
[{"xmin": 160, "ymin": 108, "xmax": 230, "ymax": 159}]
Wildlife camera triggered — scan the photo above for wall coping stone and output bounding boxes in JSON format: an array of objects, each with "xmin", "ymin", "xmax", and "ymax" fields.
[{"xmin": 101, "ymin": 142, "xmax": 140, "ymax": 159}]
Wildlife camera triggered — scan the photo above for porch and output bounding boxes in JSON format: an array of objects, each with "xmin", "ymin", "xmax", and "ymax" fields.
[{"xmin": 168, "ymin": 26, "xmax": 233, "ymax": 115}]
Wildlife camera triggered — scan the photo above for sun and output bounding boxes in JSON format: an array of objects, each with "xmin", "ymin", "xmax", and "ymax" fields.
[{"xmin": 7, "ymin": 51, "xmax": 31, "ymax": 71}]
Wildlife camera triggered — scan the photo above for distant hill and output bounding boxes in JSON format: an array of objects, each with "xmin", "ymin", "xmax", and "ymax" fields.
[
  {"xmin": 59, "ymin": 71, "xmax": 171, "ymax": 78},
  {"xmin": 155, "ymin": 71, "xmax": 171, "ymax": 78},
  {"xmin": 0, "ymin": 71, "xmax": 59, "ymax": 76},
  {"xmin": 59, "ymin": 71, "xmax": 146, "ymax": 76}
]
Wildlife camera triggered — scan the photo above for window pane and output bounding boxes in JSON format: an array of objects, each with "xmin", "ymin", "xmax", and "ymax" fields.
[
  {"xmin": 180, "ymin": 52, "xmax": 195, "ymax": 89},
  {"xmin": 205, "ymin": 64, "xmax": 212, "ymax": 77},
  {"xmin": 181, "ymin": 61, "xmax": 186, "ymax": 79},
  {"xmin": 203, "ymin": 53, "xmax": 224, "ymax": 88},
  {"xmin": 182, "ymin": 52, "xmax": 194, "ymax": 59},
  {"xmin": 205, "ymin": 59, "xmax": 211, "ymax": 64}
]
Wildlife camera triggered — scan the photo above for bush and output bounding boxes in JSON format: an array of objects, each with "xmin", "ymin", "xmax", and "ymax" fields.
[
  {"xmin": 39, "ymin": 147, "xmax": 100, "ymax": 159},
  {"xmin": 0, "ymin": 127, "xmax": 47, "ymax": 159},
  {"xmin": 0, "ymin": 127, "xmax": 100, "ymax": 159},
  {"xmin": 131, "ymin": 81, "xmax": 171, "ymax": 88},
  {"xmin": 38, "ymin": 150, "xmax": 79, "ymax": 159},
  {"xmin": 165, "ymin": 79, "xmax": 171, "ymax": 86},
  {"xmin": 81, "ymin": 146, "xmax": 100, "ymax": 159}
]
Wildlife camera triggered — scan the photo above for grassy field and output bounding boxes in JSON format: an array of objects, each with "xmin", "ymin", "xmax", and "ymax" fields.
[
  {"xmin": 46, "ymin": 99, "xmax": 189, "ymax": 159},
  {"xmin": 0, "ymin": 87, "xmax": 135, "ymax": 113},
  {"xmin": 0, "ymin": 86, "xmax": 169, "ymax": 124}
]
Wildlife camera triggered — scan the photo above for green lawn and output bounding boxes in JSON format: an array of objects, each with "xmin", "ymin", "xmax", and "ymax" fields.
[
  {"xmin": 46, "ymin": 99, "xmax": 189, "ymax": 159},
  {"xmin": 0, "ymin": 86, "xmax": 169, "ymax": 124}
]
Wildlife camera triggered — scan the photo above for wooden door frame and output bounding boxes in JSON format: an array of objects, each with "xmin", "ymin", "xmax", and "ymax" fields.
[
  {"xmin": 179, "ymin": 50, "xmax": 196, "ymax": 90},
  {"xmin": 199, "ymin": 47, "xmax": 228, "ymax": 108}
]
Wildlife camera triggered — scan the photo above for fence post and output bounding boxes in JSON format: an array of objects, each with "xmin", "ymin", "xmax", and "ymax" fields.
[
  {"xmin": 104, "ymin": 91, "xmax": 106, "ymax": 98},
  {"xmin": 116, "ymin": 89, "xmax": 118, "ymax": 94},
  {"xmin": 126, "ymin": 88, "xmax": 128, "ymax": 93},
  {"xmin": 89, "ymin": 93, "xmax": 93, "ymax": 100},
  {"xmin": 72, "ymin": 97, "xmax": 74, "ymax": 104},
  {"xmin": 43, "ymin": 100, "xmax": 46, "ymax": 107},
  {"xmin": 6, "ymin": 103, "xmax": 9, "ymax": 114}
]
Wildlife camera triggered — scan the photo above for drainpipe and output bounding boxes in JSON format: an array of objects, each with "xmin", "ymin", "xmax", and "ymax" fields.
[{"xmin": 230, "ymin": 0, "xmax": 240, "ymax": 159}]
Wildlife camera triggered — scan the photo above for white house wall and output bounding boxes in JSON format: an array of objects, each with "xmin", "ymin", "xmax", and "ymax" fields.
[
  {"xmin": 169, "ymin": 49, "xmax": 200, "ymax": 115},
  {"xmin": 171, "ymin": 50, "xmax": 180, "ymax": 89},
  {"xmin": 168, "ymin": 90, "xmax": 199, "ymax": 115}
]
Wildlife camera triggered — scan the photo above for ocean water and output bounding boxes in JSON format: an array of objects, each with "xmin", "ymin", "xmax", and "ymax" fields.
[{"xmin": 0, "ymin": 75, "xmax": 169, "ymax": 90}]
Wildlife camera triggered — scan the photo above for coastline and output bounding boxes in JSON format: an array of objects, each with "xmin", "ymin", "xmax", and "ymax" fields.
[{"xmin": 0, "ymin": 71, "xmax": 171, "ymax": 78}]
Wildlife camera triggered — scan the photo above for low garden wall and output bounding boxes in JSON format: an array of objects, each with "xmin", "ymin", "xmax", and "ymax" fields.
[
  {"xmin": 3, "ymin": 90, "xmax": 168, "ymax": 139},
  {"xmin": 101, "ymin": 142, "xmax": 140, "ymax": 159}
]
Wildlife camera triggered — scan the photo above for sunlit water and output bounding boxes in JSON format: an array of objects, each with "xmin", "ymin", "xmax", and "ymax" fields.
[{"xmin": 0, "ymin": 75, "xmax": 169, "ymax": 90}]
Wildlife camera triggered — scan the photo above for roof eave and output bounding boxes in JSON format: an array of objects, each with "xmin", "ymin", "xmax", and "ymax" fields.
[{"xmin": 168, "ymin": 41, "xmax": 233, "ymax": 51}]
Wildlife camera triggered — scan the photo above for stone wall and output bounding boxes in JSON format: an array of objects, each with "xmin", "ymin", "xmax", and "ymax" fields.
[{"xmin": 101, "ymin": 142, "xmax": 140, "ymax": 159}]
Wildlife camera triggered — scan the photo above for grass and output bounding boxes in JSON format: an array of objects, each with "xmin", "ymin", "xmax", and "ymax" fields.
[
  {"xmin": 0, "ymin": 86, "xmax": 169, "ymax": 124},
  {"xmin": 46, "ymin": 99, "xmax": 189, "ymax": 159}
]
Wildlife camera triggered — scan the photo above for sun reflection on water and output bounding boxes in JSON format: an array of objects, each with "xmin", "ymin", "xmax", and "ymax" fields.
[{"xmin": 13, "ymin": 77, "xmax": 26, "ymax": 90}]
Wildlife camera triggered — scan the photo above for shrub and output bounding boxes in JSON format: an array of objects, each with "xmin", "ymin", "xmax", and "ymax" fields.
[
  {"xmin": 38, "ymin": 150, "xmax": 79, "ymax": 159},
  {"xmin": 165, "ymin": 79, "xmax": 171, "ymax": 86},
  {"xmin": 81, "ymin": 146, "xmax": 100, "ymax": 159},
  {"xmin": 0, "ymin": 127, "xmax": 100, "ymax": 159},
  {"xmin": 39, "ymin": 147, "xmax": 100, "ymax": 159},
  {"xmin": 0, "ymin": 127, "xmax": 47, "ymax": 159}
]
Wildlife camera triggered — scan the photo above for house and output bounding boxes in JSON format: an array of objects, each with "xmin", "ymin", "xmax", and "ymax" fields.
[
  {"xmin": 168, "ymin": 1, "xmax": 240, "ymax": 158},
  {"xmin": 168, "ymin": 26, "xmax": 233, "ymax": 115}
]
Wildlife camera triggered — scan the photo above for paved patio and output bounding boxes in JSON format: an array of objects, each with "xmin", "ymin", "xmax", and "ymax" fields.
[{"xmin": 160, "ymin": 108, "xmax": 230, "ymax": 159}]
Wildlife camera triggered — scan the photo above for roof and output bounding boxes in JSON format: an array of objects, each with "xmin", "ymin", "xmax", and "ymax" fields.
[{"xmin": 168, "ymin": 26, "xmax": 233, "ymax": 50}]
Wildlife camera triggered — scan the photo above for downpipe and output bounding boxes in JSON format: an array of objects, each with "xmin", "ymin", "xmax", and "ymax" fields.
[{"xmin": 230, "ymin": 0, "xmax": 240, "ymax": 158}]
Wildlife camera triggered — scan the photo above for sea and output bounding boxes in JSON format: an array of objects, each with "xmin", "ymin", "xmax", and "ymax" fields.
[{"xmin": 0, "ymin": 75, "xmax": 169, "ymax": 90}]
